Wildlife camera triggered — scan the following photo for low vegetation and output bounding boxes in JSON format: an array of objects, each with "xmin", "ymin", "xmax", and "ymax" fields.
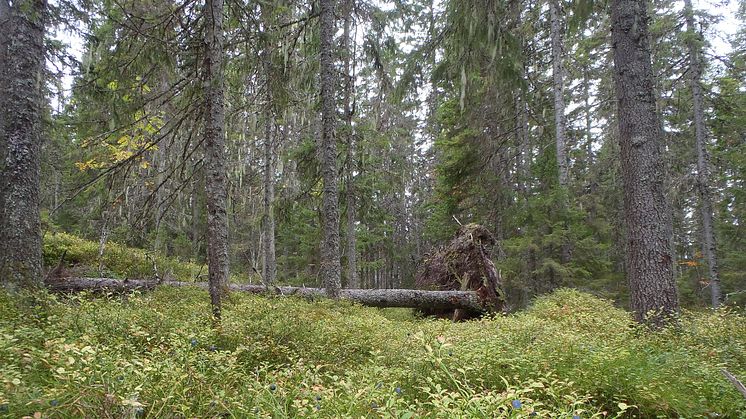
[
  {"xmin": 42, "ymin": 232, "xmax": 251, "ymax": 284},
  {"xmin": 1, "ymin": 288, "xmax": 744, "ymax": 418}
]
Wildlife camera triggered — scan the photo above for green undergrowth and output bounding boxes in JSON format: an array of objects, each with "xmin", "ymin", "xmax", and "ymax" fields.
[
  {"xmin": 42, "ymin": 232, "xmax": 249, "ymax": 283},
  {"xmin": 0, "ymin": 288, "xmax": 744, "ymax": 418}
]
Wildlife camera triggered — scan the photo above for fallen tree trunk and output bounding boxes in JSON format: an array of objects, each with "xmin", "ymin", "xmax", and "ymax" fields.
[{"xmin": 45, "ymin": 277, "xmax": 492, "ymax": 312}]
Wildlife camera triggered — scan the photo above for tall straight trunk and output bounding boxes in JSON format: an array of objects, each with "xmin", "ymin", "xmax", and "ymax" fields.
[
  {"xmin": 203, "ymin": 0, "xmax": 229, "ymax": 319},
  {"xmin": 153, "ymin": 141, "xmax": 167, "ymax": 253},
  {"xmin": 0, "ymin": 0, "xmax": 46, "ymax": 290},
  {"xmin": 683, "ymin": 0, "xmax": 721, "ymax": 307},
  {"xmin": 260, "ymin": 3, "xmax": 277, "ymax": 286},
  {"xmin": 153, "ymin": 73, "xmax": 172, "ymax": 255},
  {"xmin": 550, "ymin": 0, "xmax": 568, "ymax": 188},
  {"xmin": 583, "ymin": 69, "xmax": 594, "ymax": 166},
  {"xmin": 343, "ymin": 0, "xmax": 359, "ymax": 289},
  {"xmin": 262, "ymin": 116, "xmax": 277, "ymax": 285},
  {"xmin": 611, "ymin": 0, "xmax": 679, "ymax": 325},
  {"xmin": 345, "ymin": 153, "xmax": 358, "ymax": 288},
  {"xmin": 0, "ymin": 0, "xmax": 8, "ymax": 167},
  {"xmin": 516, "ymin": 82, "xmax": 531, "ymax": 196},
  {"xmin": 550, "ymin": 0, "xmax": 571, "ymax": 264},
  {"xmin": 319, "ymin": 0, "xmax": 342, "ymax": 298}
]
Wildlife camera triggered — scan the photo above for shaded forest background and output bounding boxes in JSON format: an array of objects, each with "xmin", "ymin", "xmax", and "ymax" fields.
[{"xmin": 34, "ymin": 0, "xmax": 746, "ymax": 309}]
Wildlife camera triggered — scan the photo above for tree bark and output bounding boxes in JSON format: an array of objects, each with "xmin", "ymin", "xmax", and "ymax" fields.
[
  {"xmin": 683, "ymin": 0, "xmax": 721, "ymax": 307},
  {"xmin": 262, "ymin": 117, "xmax": 277, "ymax": 285},
  {"xmin": 0, "ymin": 0, "xmax": 9, "ymax": 246},
  {"xmin": 583, "ymin": 68, "xmax": 594, "ymax": 166},
  {"xmin": 319, "ymin": 0, "xmax": 342, "ymax": 298},
  {"xmin": 515, "ymin": 84, "xmax": 531, "ymax": 196},
  {"xmin": 550, "ymin": 0, "xmax": 568, "ymax": 188},
  {"xmin": 203, "ymin": 0, "xmax": 229, "ymax": 319},
  {"xmin": 0, "ymin": 0, "xmax": 46, "ymax": 290},
  {"xmin": 611, "ymin": 0, "xmax": 679, "ymax": 325},
  {"xmin": 260, "ymin": 3, "xmax": 277, "ymax": 286},
  {"xmin": 0, "ymin": 0, "xmax": 9, "ymax": 169},
  {"xmin": 46, "ymin": 277, "xmax": 495, "ymax": 313},
  {"xmin": 549, "ymin": 0, "xmax": 571, "ymax": 264},
  {"xmin": 343, "ymin": 0, "xmax": 359, "ymax": 289}
]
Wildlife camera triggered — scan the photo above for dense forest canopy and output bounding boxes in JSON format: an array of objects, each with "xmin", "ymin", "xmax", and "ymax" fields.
[{"xmin": 1, "ymin": 0, "xmax": 745, "ymax": 315}]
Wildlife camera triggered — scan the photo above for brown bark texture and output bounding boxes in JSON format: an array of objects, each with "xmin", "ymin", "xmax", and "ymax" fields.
[
  {"xmin": 319, "ymin": 0, "xmax": 342, "ymax": 298},
  {"xmin": 0, "ymin": 0, "xmax": 46, "ymax": 290},
  {"xmin": 203, "ymin": 0, "xmax": 230, "ymax": 319},
  {"xmin": 611, "ymin": 0, "xmax": 679, "ymax": 324}
]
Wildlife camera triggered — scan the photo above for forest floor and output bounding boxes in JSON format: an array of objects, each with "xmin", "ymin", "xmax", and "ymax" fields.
[
  {"xmin": 1, "ymin": 287, "xmax": 745, "ymax": 418},
  {"xmin": 1, "ymin": 234, "xmax": 744, "ymax": 417}
]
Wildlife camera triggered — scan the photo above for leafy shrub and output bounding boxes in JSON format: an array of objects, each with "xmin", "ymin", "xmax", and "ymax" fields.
[{"xmin": 0, "ymin": 288, "xmax": 744, "ymax": 417}]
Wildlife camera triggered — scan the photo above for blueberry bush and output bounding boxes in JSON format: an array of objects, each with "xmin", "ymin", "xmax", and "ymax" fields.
[{"xmin": 0, "ymin": 288, "xmax": 744, "ymax": 417}]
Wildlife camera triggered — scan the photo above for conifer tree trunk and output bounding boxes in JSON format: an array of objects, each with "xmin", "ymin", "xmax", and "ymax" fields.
[
  {"xmin": 0, "ymin": 0, "xmax": 8, "ymax": 164},
  {"xmin": 153, "ymin": 72, "xmax": 173, "ymax": 256},
  {"xmin": 611, "ymin": 0, "xmax": 679, "ymax": 324},
  {"xmin": 550, "ymin": 0, "xmax": 568, "ymax": 188},
  {"xmin": 0, "ymin": 0, "xmax": 46, "ymax": 290},
  {"xmin": 550, "ymin": 0, "xmax": 571, "ymax": 264},
  {"xmin": 203, "ymin": 0, "xmax": 229, "ymax": 319},
  {"xmin": 583, "ymin": 69, "xmax": 594, "ymax": 165},
  {"xmin": 260, "ymin": 3, "xmax": 277, "ymax": 286},
  {"xmin": 319, "ymin": 0, "xmax": 342, "ymax": 298},
  {"xmin": 343, "ymin": 0, "xmax": 359, "ymax": 289},
  {"xmin": 262, "ymin": 114, "xmax": 277, "ymax": 285},
  {"xmin": 683, "ymin": 0, "xmax": 721, "ymax": 307}
]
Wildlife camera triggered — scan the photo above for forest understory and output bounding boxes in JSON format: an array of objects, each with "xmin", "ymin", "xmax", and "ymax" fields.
[{"xmin": 2, "ymin": 286, "xmax": 745, "ymax": 418}]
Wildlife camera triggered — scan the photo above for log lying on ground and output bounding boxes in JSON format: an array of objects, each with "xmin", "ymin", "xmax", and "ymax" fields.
[{"xmin": 45, "ymin": 277, "xmax": 492, "ymax": 312}]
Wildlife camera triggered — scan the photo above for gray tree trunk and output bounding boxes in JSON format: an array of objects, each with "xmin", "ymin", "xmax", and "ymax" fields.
[
  {"xmin": 319, "ymin": 0, "xmax": 342, "ymax": 298},
  {"xmin": 550, "ymin": 0, "xmax": 571, "ymax": 264},
  {"xmin": 0, "ymin": 0, "xmax": 46, "ymax": 290},
  {"xmin": 515, "ymin": 84, "xmax": 531, "ymax": 196},
  {"xmin": 260, "ymin": 3, "xmax": 277, "ymax": 286},
  {"xmin": 550, "ymin": 0, "xmax": 568, "ymax": 188},
  {"xmin": 0, "ymin": 0, "xmax": 8, "ymax": 170},
  {"xmin": 0, "ymin": 0, "xmax": 9, "ymax": 241},
  {"xmin": 583, "ymin": 69, "xmax": 594, "ymax": 164},
  {"xmin": 611, "ymin": 0, "xmax": 679, "ymax": 325},
  {"xmin": 343, "ymin": 0, "xmax": 359, "ymax": 289},
  {"xmin": 262, "ymin": 116, "xmax": 277, "ymax": 285},
  {"xmin": 48, "ymin": 277, "xmax": 495, "ymax": 313},
  {"xmin": 683, "ymin": 0, "xmax": 721, "ymax": 307},
  {"xmin": 153, "ymin": 73, "xmax": 173, "ymax": 255},
  {"xmin": 203, "ymin": 0, "xmax": 229, "ymax": 319}
]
